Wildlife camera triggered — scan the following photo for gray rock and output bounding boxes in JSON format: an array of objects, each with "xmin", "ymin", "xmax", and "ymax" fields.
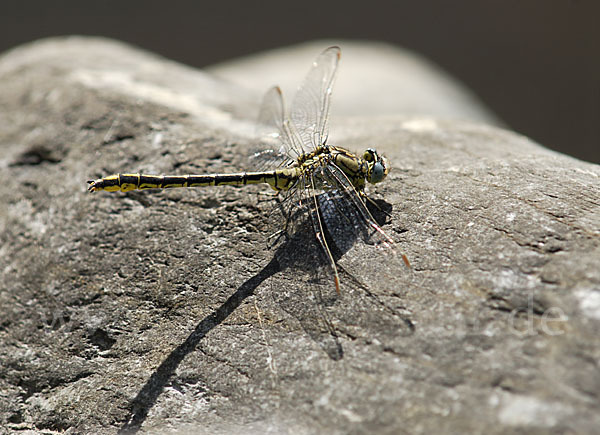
[{"xmin": 0, "ymin": 36, "xmax": 598, "ymax": 434}]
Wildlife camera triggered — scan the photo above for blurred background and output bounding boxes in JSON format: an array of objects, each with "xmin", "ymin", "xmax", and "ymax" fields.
[{"xmin": 1, "ymin": 0, "xmax": 598, "ymax": 163}]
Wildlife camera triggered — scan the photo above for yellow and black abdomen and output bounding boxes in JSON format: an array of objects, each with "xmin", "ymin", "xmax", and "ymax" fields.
[{"xmin": 87, "ymin": 168, "xmax": 301, "ymax": 193}]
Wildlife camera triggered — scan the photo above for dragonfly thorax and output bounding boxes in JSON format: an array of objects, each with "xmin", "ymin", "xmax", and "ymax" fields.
[{"xmin": 295, "ymin": 145, "xmax": 389, "ymax": 191}]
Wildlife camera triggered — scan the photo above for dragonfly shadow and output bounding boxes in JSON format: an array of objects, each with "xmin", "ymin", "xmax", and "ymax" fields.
[
  {"xmin": 117, "ymin": 196, "xmax": 394, "ymax": 434},
  {"xmin": 266, "ymin": 193, "xmax": 395, "ymax": 361},
  {"xmin": 269, "ymin": 219, "xmax": 345, "ymax": 361},
  {"xmin": 366, "ymin": 197, "xmax": 394, "ymax": 226},
  {"xmin": 117, "ymin": 257, "xmax": 280, "ymax": 434}
]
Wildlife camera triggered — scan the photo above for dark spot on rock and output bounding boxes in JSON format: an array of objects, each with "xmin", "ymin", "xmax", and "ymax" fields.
[
  {"xmin": 10, "ymin": 145, "xmax": 62, "ymax": 166},
  {"xmin": 88, "ymin": 328, "xmax": 116, "ymax": 351}
]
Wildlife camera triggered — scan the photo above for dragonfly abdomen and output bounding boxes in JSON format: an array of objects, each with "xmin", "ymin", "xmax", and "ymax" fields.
[{"xmin": 87, "ymin": 168, "xmax": 301, "ymax": 192}]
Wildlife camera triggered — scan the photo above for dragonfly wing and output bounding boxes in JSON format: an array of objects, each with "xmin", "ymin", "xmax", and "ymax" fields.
[
  {"xmin": 290, "ymin": 46, "xmax": 341, "ymax": 150},
  {"xmin": 257, "ymin": 86, "xmax": 306, "ymax": 160},
  {"xmin": 315, "ymin": 160, "xmax": 412, "ymax": 285},
  {"xmin": 267, "ymin": 174, "xmax": 344, "ymax": 359},
  {"xmin": 306, "ymin": 171, "xmax": 343, "ymax": 295},
  {"xmin": 318, "ymin": 162, "xmax": 395, "ymax": 253}
]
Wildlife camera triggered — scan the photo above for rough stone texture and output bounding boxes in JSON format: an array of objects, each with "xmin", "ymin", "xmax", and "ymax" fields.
[{"xmin": 0, "ymin": 37, "xmax": 599, "ymax": 434}]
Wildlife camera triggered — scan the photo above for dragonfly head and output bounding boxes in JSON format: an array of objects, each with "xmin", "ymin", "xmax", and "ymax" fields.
[{"xmin": 363, "ymin": 148, "xmax": 389, "ymax": 184}]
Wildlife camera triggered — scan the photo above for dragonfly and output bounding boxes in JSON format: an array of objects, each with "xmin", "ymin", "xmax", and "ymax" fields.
[{"xmin": 87, "ymin": 46, "xmax": 410, "ymax": 294}]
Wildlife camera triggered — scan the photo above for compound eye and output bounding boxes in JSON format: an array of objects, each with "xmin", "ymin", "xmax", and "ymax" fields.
[{"xmin": 370, "ymin": 161, "xmax": 385, "ymax": 183}]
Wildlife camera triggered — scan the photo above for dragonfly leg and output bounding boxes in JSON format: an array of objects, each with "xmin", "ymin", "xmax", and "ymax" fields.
[{"xmin": 362, "ymin": 192, "xmax": 392, "ymax": 219}]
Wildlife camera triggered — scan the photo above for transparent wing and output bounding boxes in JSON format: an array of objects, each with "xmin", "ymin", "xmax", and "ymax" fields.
[
  {"xmin": 257, "ymin": 86, "xmax": 306, "ymax": 160},
  {"xmin": 268, "ymin": 173, "xmax": 344, "ymax": 360},
  {"xmin": 290, "ymin": 46, "xmax": 341, "ymax": 150},
  {"xmin": 255, "ymin": 46, "xmax": 341, "ymax": 161},
  {"xmin": 247, "ymin": 147, "xmax": 289, "ymax": 172},
  {"xmin": 316, "ymin": 162, "xmax": 396, "ymax": 254}
]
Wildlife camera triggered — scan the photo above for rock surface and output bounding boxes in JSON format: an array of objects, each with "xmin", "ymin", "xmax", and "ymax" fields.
[{"xmin": 0, "ymin": 37, "xmax": 599, "ymax": 434}]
